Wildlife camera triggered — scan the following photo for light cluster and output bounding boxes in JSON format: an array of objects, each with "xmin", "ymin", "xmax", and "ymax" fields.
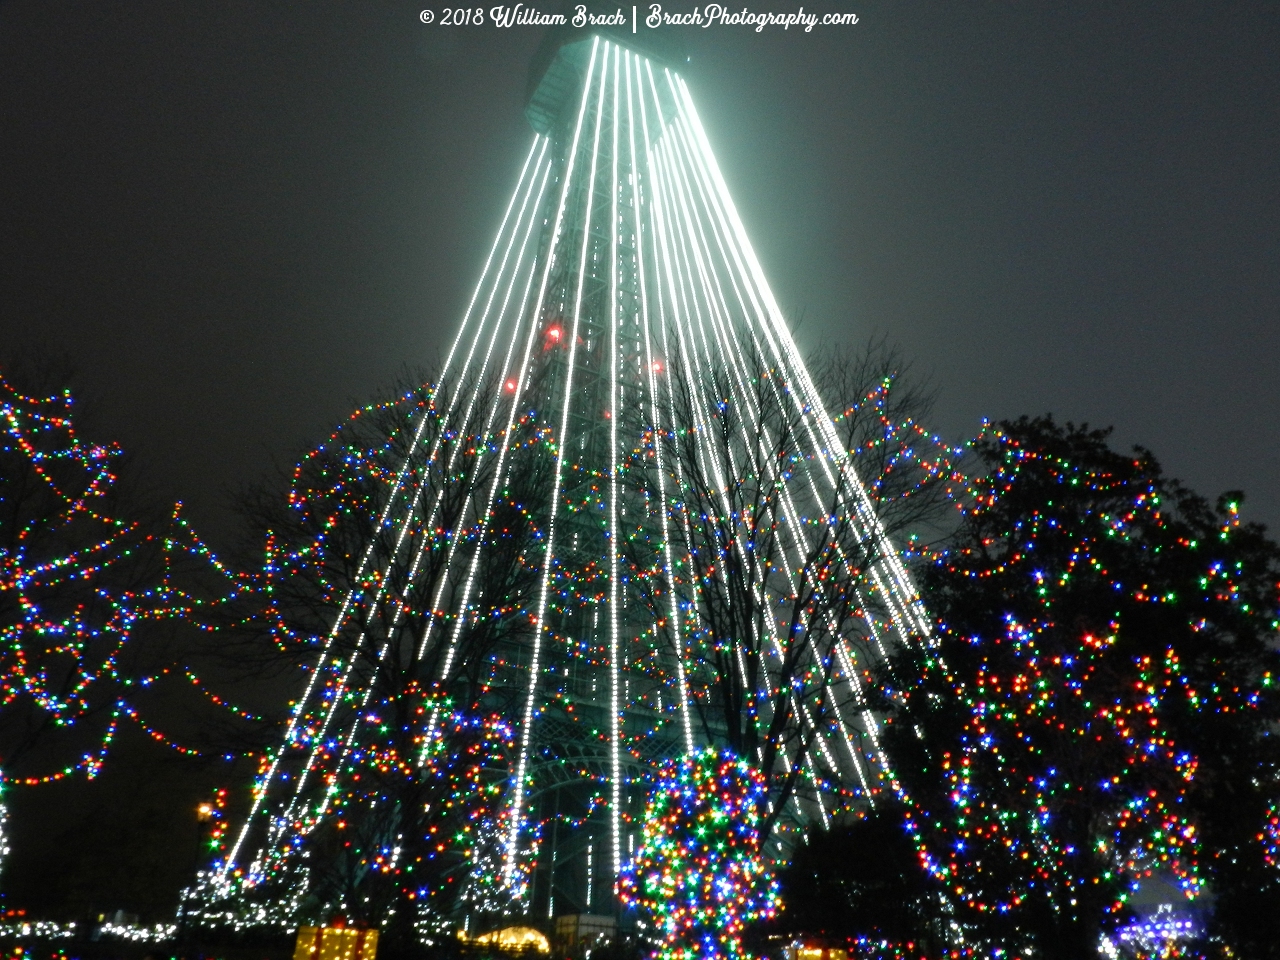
[
  {"xmin": 1105, "ymin": 904, "xmax": 1200, "ymax": 960},
  {"xmin": 1261, "ymin": 801, "xmax": 1280, "ymax": 872},
  {"xmin": 620, "ymin": 748, "xmax": 779, "ymax": 960},
  {"xmin": 1, "ymin": 373, "xmax": 144, "ymax": 781}
]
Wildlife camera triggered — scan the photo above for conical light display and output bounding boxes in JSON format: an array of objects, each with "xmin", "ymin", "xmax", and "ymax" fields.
[{"xmin": 217, "ymin": 29, "xmax": 930, "ymax": 920}]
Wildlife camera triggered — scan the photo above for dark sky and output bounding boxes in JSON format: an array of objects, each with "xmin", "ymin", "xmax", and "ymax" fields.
[{"xmin": 2, "ymin": 0, "xmax": 1277, "ymax": 544}]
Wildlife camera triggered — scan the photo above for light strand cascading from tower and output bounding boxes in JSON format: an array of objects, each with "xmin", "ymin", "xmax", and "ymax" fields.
[{"xmin": 215, "ymin": 33, "xmax": 931, "ymax": 918}]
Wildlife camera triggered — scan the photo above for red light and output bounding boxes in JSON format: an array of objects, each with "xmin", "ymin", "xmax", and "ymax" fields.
[
  {"xmin": 547, "ymin": 326, "xmax": 561, "ymax": 341},
  {"xmin": 652, "ymin": 361, "xmax": 663, "ymax": 373},
  {"xmin": 505, "ymin": 379, "xmax": 517, "ymax": 392}
]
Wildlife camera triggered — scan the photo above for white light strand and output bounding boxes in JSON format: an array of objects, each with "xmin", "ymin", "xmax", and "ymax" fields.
[
  {"xmin": 607, "ymin": 42, "xmax": 624, "ymax": 879},
  {"xmin": 664, "ymin": 82, "xmax": 897, "ymax": 787},
  {"xmin": 672, "ymin": 73, "xmax": 931, "ymax": 644},
  {"xmin": 504, "ymin": 36, "xmax": 608, "ymax": 889},
  {"xmin": 627, "ymin": 48, "xmax": 694, "ymax": 753},
  {"xmin": 317, "ymin": 142, "xmax": 557, "ymax": 818},
  {"xmin": 658, "ymin": 100, "xmax": 870, "ymax": 796}
]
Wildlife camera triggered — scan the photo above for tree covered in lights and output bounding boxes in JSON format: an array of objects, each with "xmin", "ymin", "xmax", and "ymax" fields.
[
  {"xmin": 0, "ymin": 370, "xmax": 249, "ymax": 775},
  {"xmin": 188, "ymin": 373, "xmax": 546, "ymax": 942},
  {"xmin": 620, "ymin": 748, "xmax": 780, "ymax": 960},
  {"xmin": 197, "ymin": 693, "xmax": 525, "ymax": 950},
  {"xmin": 878, "ymin": 417, "xmax": 1280, "ymax": 958},
  {"xmin": 0, "ymin": 367, "xmax": 258, "ymax": 905}
]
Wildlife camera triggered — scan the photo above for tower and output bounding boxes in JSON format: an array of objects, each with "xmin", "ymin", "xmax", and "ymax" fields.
[{"xmin": 211, "ymin": 25, "xmax": 931, "ymax": 930}]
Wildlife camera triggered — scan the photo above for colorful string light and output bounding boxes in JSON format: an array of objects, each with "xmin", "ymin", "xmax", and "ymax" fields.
[{"xmin": 1, "ymin": 375, "xmax": 256, "ymax": 788}]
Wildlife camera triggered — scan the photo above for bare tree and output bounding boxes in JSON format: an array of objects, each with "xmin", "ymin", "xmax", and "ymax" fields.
[
  {"xmin": 810, "ymin": 338, "xmax": 959, "ymax": 548},
  {"xmin": 625, "ymin": 338, "xmax": 958, "ymax": 840}
]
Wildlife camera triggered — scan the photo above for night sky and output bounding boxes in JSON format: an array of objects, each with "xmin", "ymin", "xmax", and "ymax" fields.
[{"xmin": 2, "ymin": 0, "xmax": 1277, "ymax": 544}]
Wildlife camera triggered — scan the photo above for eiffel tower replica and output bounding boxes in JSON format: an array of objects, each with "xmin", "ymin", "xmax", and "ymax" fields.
[{"xmin": 209, "ymin": 14, "xmax": 930, "ymax": 932}]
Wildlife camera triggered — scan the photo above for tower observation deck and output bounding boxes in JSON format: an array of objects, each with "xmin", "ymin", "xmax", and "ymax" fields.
[{"xmin": 211, "ymin": 20, "xmax": 930, "ymax": 930}]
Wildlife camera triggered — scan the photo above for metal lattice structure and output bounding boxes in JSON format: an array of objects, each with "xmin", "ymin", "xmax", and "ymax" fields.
[{"xmin": 216, "ymin": 27, "xmax": 930, "ymax": 922}]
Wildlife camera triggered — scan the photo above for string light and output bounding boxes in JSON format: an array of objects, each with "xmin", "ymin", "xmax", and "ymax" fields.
[{"xmin": 1, "ymin": 376, "xmax": 255, "ymax": 793}]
